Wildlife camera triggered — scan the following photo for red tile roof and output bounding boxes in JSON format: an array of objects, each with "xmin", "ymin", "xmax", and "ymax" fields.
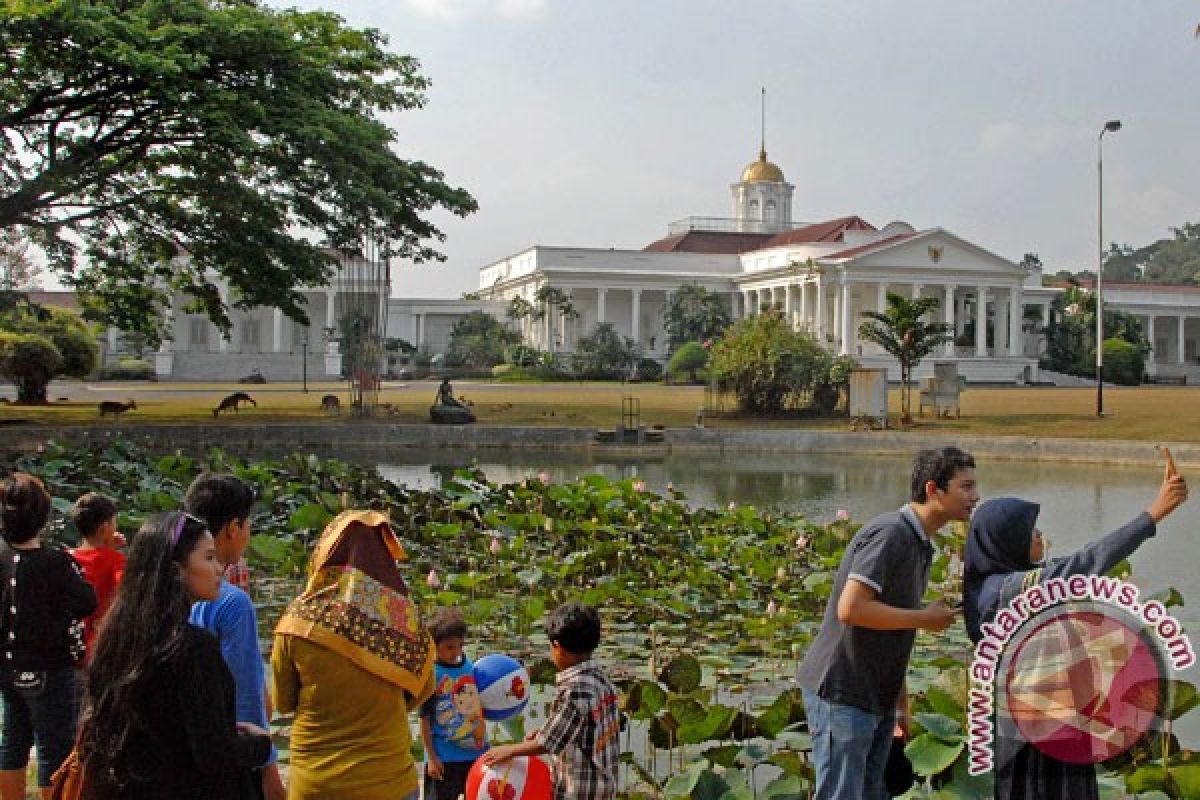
[
  {"xmin": 761, "ymin": 216, "xmax": 876, "ymax": 247},
  {"xmin": 22, "ymin": 290, "xmax": 80, "ymax": 311},
  {"xmin": 643, "ymin": 231, "xmax": 775, "ymax": 254},
  {"xmin": 825, "ymin": 232, "xmax": 919, "ymax": 260}
]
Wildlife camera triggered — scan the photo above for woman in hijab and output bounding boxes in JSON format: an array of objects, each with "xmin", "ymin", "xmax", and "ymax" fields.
[
  {"xmin": 272, "ymin": 510, "xmax": 435, "ymax": 800},
  {"xmin": 964, "ymin": 465, "xmax": 1188, "ymax": 800}
]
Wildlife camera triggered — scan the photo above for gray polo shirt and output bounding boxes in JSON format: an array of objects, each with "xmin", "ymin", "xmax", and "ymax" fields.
[{"xmin": 796, "ymin": 507, "xmax": 934, "ymax": 715}]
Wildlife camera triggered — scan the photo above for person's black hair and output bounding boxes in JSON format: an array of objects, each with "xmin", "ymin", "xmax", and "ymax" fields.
[
  {"xmin": 183, "ymin": 473, "xmax": 255, "ymax": 538},
  {"xmin": 910, "ymin": 446, "xmax": 976, "ymax": 503},
  {"xmin": 71, "ymin": 492, "xmax": 119, "ymax": 540},
  {"xmin": 0, "ymin": 472, "xmax": 51, "ymax": 545},
  {"xmin": 427, "ymin": 606, "xmax": 468, "ymax": 643},
  {"xmin": 80, "ymin": 511, "xmax": 210, "ymax": 780},
  {"xmin": 545, "ymin": 601, "xmax": 602, "ymax": 655}
]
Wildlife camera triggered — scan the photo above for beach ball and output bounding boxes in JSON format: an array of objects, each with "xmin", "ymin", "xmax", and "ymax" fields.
[
  {"xmin": 473, "ymin": 654, "xmax": 530, "ymax": 721},
  {"xmin": 466, "ymin": 756, "xmax": 552, "ymax": 800}
]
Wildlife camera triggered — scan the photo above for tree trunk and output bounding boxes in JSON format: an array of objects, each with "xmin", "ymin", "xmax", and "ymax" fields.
[{"xmin": 16, "ymin": 376, "xmax": 48, "ymax": 404}]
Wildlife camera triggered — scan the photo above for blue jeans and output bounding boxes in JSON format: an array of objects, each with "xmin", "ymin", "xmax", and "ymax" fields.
[
  {"xmin": 803, "ymin": 689, "xmax": 894, "ymax": 800},
  {"xmin": 0, "ymin": 667, "xmax": 79, "ymax": 788}
]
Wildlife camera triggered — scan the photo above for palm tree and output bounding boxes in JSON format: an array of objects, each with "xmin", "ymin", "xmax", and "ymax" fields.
[{"xmin": 858, "ymin": 292, "xmax": 954, "ymax": 423}]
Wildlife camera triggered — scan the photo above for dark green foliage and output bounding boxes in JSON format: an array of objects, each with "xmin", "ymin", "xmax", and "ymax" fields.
[
  {"xmin": 1103, "ymin": 338, "xmax": 1145, "ymax": 385},
  {"xmin": 96, "ymin": 358, "xmax": 156, "ymax": 381},
  {"xmin": 446, "ymin": 312, "xmax": 521, "ymax": 368},
  {"xmin": 1101, "ymin": 223, "xmax": 1200, "ymax": 285},
  {"xmin": 1041, "ymin": 281, "xmax": 1149, "ymax": 380},
  {"xmin": 573, "ymin": 323, "xmax": 637, "ymax": 380},
  {"xmin": 664, "ymin": 285, "xmax": 732, "ymax": 351},
  {"xmin": 668, "ymin": 342, "xmax": 709, "ymax": 383},
  {"xmin": 0, "ymin": 332, "xmax": 61, "ymax": 403},
  {"xmin": 0, "ymin": 0, "xmax": 476, "ymax": 342},
  {"xmin": 0, "ymin": 296, "xmax": 99, "ymax": 401}
]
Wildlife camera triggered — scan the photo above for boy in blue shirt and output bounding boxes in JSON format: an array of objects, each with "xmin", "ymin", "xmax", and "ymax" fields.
[
  {"xmin": 421, "ymin": 607, "xmax": 489, "ymax": 800},
  {"xmin": 186, "ymin": 473, "xmax": 284, "ymax": 800}
]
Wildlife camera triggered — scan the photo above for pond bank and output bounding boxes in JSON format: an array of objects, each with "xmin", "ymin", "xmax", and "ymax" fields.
[{"xmin": 0, "ymin": 421, "xmax": 1194, "ymax": 468}]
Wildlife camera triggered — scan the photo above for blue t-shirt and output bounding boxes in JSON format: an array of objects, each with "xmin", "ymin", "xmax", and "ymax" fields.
[
  {"xmin": 420, "ymin": 655, "xmax": 490, "ymax": 763},
  {"xmin": 190, "ymin": 579, "xmax": 274, "ymax": 765}
]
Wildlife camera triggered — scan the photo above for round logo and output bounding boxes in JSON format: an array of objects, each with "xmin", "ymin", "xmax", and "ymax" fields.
[{"xmin": 1003, "ymin": 609, "xmax": 1164, "ymax": 764}]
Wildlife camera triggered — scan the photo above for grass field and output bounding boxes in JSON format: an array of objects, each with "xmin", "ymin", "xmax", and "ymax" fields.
[{"xmin": 2, "ymin": 381, "xmax": 1199, "ymax": 441}]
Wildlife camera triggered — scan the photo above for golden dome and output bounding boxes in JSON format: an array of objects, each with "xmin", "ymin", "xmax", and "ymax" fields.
[{"xmin": 740, "ymin": 148, "xmax": 785, "ymax": 183}]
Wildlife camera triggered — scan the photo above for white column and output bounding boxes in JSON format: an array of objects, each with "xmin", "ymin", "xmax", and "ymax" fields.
[
  {"xmin": 840, "ymin": 281, "xmax": 853, "ymax": 356},
  {"xmin": 631, "ymin": 289, "xmax": 641, "ymax": 344},
  {"xmin": 784, "ymin": 285, "xmax": 794, "ymax": 326},
  {"xmin": 1008, "ymin": 287, "xmax": 1023, "ymax": 357},
  {"xmin": 995, "ymin": 294, "xmax": 1009, "ymax": 355},
  {"xmin": 411, "ymin": 312, "xmax": 419, "ymax": 345},
  {"xmin": 158, "ymin": 308, "xmax": 174, "ymax": 354},
  {"xmin": 1041, "ymin": 303, "xmax": 1051, "ymax": 330},
  {"xmin": 272, "ymin": 308, "xmax": 284, "ymax": 353},
  {"xmin": 974, "ymin": 288, "xmax": 988, "ymax": 356},
  {"xmin": 876, "ymin": 283, "xmax": 887, "ymax": 312},
  {"xmin": 416, "ymin": 313, "xmax": 425, "ymax": 350},
  {"xmin": 943, "ymin": 285, "xmax": 956, "ymax": 356},
  {"xmin": 912, "ymin": 283, "xmax": 923, "ymax": 299},
  {"xmin": 814, "ymin": 282, "xmax": 825, "ymax": 339},
  {"xmin": 799, "ymin": 282, "xmax": 810, "ymax": 331},
  {"xmin": 957, "ymin": 292, "xmax": 968, "ymax": 336},
  {"xmin": 325, "ymin": 289, "xmax": 336, "ymax": 329},
  {"xmin": 741, "ymin": 291, "xmax": 751, "ymax": 317},
  {"xmin": 106, "ymin": 327, "xmax": 119, "ymax": 354},
  {"xmin": 1178, "ymin": 316, "xmax": 1187, "ymax": 365},
  {"xmin": 597, "ymin": 288, "xmax": 607, "ymax": 325},
  {"xmin": 831, "ymin": 288, "xmax": 840, "ymax": 348}
]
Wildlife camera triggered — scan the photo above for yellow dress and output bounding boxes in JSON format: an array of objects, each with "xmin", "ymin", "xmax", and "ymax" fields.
[{"xmin": 273, "ymin": 634, "xmax": 437, "ymax": 800}]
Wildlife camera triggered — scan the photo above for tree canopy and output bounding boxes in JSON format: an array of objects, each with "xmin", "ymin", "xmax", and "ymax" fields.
[
  {"xmin": 446, "ymin": 311, "xmax": 521, "ymax": 368},
  {"xmin": 0, "ymin": 294, "xmax": 99, "ymax": 402},
  {"xmin": 663, "ymin": 284, "xmax": 732, "ymax": 351},
  {"xmin": 1099, "ymin": 224, "xmax": 1200, "ymax": 285},
  {"xmin": 0, "ymin": 0, "xmax": 475, "ymax": 340}
]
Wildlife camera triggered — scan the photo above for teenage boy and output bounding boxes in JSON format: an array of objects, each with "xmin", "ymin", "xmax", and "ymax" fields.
[
  {"xmin": 482, "ymin": 601, "xmax": 620, "ymax": 800},
  {"xmin": 797, "ymin": 446, "xmax": 979, "ymax": 800},
  {"xmin": 69, "ymin": 492, "xmax": 125, "ymax": 662},
  {"xmin": 185, "ymin": 473, "xmax": 285, "ymax": 800}
]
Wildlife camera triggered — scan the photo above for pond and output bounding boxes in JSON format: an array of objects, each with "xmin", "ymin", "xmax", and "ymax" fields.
[{"xmin": 373, "ymin": 447, "xmax": 1200, "ymax": 748}]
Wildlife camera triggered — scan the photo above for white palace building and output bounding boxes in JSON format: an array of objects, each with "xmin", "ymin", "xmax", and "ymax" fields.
[{"xmin": 142, "ymin": 147, "xmax": 1200, "ymax": 383}]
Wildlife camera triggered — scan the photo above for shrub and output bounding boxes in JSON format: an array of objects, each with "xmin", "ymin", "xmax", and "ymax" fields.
[
  {"xmin": 573, "ymin": 323, "xmax": 636, "ymax": 380},
  {"xmin": 0, "ymin": 298, "xmax": 99, "ymax": 402},
  {"xmin": 0, "ymin": 332, "xmax": 62, "ymax": 403},
  {"xmin": 667, "ymin": 342, "xmax": 708, "ymax": 383},
  {"xmin": 446, "ymin": 311, "xmax": 521, "ymax": 368},
  {"xmin": 505, "ymin": 344, "xmax": 541, "ymax": 367},
  {"xmin": 635, "ymin": 358, "xmax": 663, "ymax": 383},
  {"xmin": 96, "ymin": 358, "xmax": 157, "ymax": 381},
  {"xmin": 1103, "ymin": 338, "xmax": 1144, "ymax": 385}
]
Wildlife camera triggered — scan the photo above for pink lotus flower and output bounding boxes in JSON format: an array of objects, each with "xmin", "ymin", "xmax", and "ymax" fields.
[
  {"xmin": 727, "ymin": 501, "xmax": 737, "ymax": 511},
  {"xmin": 796, "ymin": 536, "xmax": 809, "ymax": 549},
  {"xmin": 632, "ymin": 480, "xmax": 646, "ymax": 493},
  {"xmin": 836, "ymin": 509, "xmax": 850, "ymax": 521},
  {"xmin": 766, "ymin": 599, "xmax": 778, "ymax": 616},
  {"xmin": 537, "ymin": 471, "xmax": 552, "ymax": 484},
  {"xmin": 425, "ymin": 569, "xmax": 441, "ymax": 589},
  {"xmin": 702, "ymin": 339, "xmax": 713, "ymax": 349},
  {"xmin": 489, "ymin": 537, "xmax": 502, "ymax": 555}
]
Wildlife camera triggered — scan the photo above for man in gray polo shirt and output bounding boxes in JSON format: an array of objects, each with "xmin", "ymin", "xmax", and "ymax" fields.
[{"xmin": 797, "ymin": 446, "xmax": 979, "ymax": 799}]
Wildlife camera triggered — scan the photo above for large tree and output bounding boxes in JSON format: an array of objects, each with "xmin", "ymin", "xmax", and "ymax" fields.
[
  {"xmin": 663, "ymin": 284, "xmax": 732, "ymax": 352},
  {"xmin": 446, "ymin": 311, "xmax": 521, "ymax": 368},
  {"xmin": 0, "ymin": 231, "xmax": 41, "ymax": 290},
  {"xmin": 0, "ymin": 0, "xmax": 475, "ymax": 341},
  {"xmin": 858, "ymin": 293, "xmax": 953, "ymax": 423},
  {"xmin": 0, "ymin": 294, "xmax": 99, "ymax": 402}
]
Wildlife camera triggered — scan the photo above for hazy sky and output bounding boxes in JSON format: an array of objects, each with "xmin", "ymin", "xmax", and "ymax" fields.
[{"xmin": 272, "ymin": 0, "xmax": 1200, "ymax": 298}]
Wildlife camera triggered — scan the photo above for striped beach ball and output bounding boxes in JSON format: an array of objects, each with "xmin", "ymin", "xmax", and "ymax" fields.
[
  {"xmin": 466, "ymin": 756, "xmax": 552, "ymax": 800},
  {"xmin": 473, "ymin": 654, "xmax": 530, "ymax": 721}
]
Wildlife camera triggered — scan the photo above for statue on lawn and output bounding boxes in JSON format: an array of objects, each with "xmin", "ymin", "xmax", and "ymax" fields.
[{"xmin": 430, "ymin": 377, "xmax": 475, "ymax": 424}]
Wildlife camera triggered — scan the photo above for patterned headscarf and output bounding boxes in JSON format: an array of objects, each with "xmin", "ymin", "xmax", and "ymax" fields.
[{"xmin": 275, "ymin": 510, "xmax": 434, "ymax": 696}]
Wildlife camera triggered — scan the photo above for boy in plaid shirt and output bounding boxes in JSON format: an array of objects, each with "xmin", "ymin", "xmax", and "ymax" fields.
[{"xmin": 482, "ymin": 602, "xmax": 619, "ymax": 800}]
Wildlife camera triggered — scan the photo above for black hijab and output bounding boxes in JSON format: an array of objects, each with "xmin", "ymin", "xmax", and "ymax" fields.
[{"xmin": 963, "ymin": 497, "xmax": 1041, "ymax": 642}]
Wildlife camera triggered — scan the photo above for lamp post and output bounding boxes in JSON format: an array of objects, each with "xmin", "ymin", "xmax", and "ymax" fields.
[{"xmin": 1096, "ymin": 119, "xmax": 1121, "ymax": 417}]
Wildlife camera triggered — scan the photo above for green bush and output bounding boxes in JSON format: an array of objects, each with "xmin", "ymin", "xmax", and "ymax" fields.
[
  {"xmin": 573, "ymin": 323, "xmax": 636, "ymax": 380},
  {"xmin": 667, "ymin": 342, "xmax": 708, "ymax": 383},
  {"xmin": 446, "ymin": 311, "xmax": 521, "ymax": 367},
  {"xmin": 634, "ymin": 358, "xmax": 663, "ymax": 382},
  {"xmin": 1103, "ymin": 338, "xmax": 1144, "ymax": 385},
  {"xmin": 505, "ymin": 344, "xmax": 541, "ymax": 367},
  {"xmin": 96, "ymin": 358, "xmax": 157, "ymax": 381},
  {"xmin": 0, "ymin": 298, "xmax": 99, "ymax": 402},
  {"xmin": 0, "ymin": 332, "xmax": 62, "ymax": 403}
]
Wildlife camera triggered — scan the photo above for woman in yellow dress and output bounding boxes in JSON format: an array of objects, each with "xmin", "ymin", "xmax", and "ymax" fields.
[{"xmin": 272, "ymin": 511, "xmax": 435, "ymax": 800}]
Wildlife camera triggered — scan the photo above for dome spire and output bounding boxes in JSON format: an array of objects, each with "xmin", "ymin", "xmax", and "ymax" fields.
[{"xmin": 760, "ymin": 86, "xmax": 767, "ymax": 160}]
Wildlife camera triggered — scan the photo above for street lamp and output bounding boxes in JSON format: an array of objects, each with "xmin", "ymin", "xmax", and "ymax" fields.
[
  {"xmin": 1096, "ymin": 119, "xmax": 1121, "ymax": 417},
  {"xmin": 301, "ymin": 331, "xmax": 309, "ymax": 393}
]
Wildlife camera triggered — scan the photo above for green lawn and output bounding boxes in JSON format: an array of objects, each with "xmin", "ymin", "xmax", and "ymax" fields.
[{"xmin": 2, "ymin": 382, "xmax": 1199, "ymax": 442}]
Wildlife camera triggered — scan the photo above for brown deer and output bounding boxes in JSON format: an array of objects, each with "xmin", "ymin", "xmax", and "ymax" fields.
[
  {"xmin": 98, "ymin": 399, "xmax": 137, "ymax": 418},
  {"xmin": 320, "ymin": 394, "xmax": 341, "ymax": 415},
  {"xmin": 212, "ymin": 392, "xmax": 257, "ymax": 418}
]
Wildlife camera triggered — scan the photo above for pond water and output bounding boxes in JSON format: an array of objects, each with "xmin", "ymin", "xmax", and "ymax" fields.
[{"xmin": 372, "ymin": 447, "xmax": 1200, "ymax": 746}]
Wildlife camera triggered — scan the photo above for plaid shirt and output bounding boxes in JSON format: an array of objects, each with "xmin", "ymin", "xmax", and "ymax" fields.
[
  {"xmin": 535, "ymin": 661, "xmax": 620, "ymax": 800},
  {"xmin": 223, "ymin": 557, "xmax": 250, "ymax": 591}
]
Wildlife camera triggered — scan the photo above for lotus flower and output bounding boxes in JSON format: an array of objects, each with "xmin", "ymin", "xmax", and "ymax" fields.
[
  {"xmin": 489, "ymin": 537, "xmax": 502, "ymax": 555},
  {"xmin": 836, "ymin": 509, "xmax": 850, "ymax": 521},
  {"xmin": 766, "ymin": 599, "xmax": 779, "ymax": 616},
  {"xmin": 796, "ymin": 535, "xmax": 809, "ymax": 549},
  {"xmin": 425, "ymin": 569, "xmax": 441, "ymax": 589},
  {"xmin": 632, "ymin": 480, "xmax": 646, "ymax": 493},
  {"xmin": 727, "ymin": 501, "xmax": 737, "ymax": 511},
  {"xmin": 537, "ymin": 471, "xmax": 552, "ymax": 484}
]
